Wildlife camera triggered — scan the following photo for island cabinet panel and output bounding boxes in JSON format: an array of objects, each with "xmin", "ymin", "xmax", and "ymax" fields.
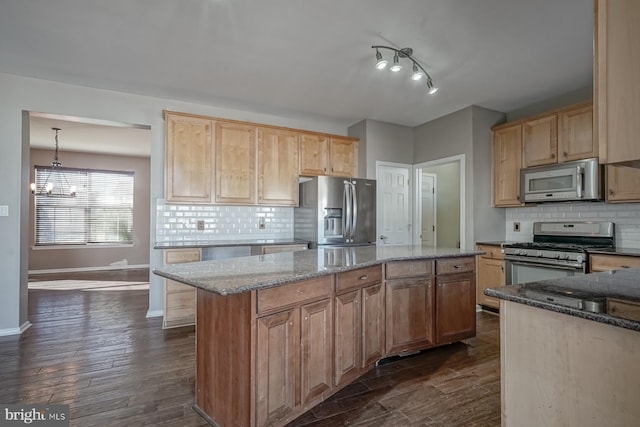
[
  {"xmin": 257, "ymin": 127, "xmax": 299, "ymax": 206},
  {"xmin": 165, "ymin": 114, "xmax": 213, "ymax": 203},
  {"xmin": 334, "ymin": 265, "xmax": 385, "ymax": 388},
  {"xmin": 436, "ymin": 271, "xmax": 476, "ymax": 344},
  {"xmin": 215, "ymin": 121, "xmax": 257, "ymax": 204},
  {"xmin": 300, "ymin": 298, "xmax": 333, "ymax": 405},
  {"xmin": 256, "ymin": 308, "xmax": 298, "ymax": 427}
]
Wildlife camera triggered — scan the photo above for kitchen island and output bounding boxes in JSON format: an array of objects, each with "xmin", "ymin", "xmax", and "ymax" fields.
[
  {"xmin": 154, "ymin": 245, "xmax": 481, "ymax": 427},
  {"xmin": 486, "ymin": 269, "xmax": 640, "ymax": 427}
]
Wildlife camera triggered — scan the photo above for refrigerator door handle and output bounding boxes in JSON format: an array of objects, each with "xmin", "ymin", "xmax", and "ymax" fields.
[
  {"xmin": 351, "ymin": 183, "xmax": 357, "ymax": 241},
  {"xmin": 343, "ymin": 182, "xmax": 352, "ymax": 242}
]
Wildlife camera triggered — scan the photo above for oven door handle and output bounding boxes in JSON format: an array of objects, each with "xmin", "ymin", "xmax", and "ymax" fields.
[{"xmin": 505, "ymin": 257, "xmax": 584, "ymax": 270}]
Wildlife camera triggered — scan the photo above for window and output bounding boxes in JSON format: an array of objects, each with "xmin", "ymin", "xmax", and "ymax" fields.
[{"xmin": 34, "ymin": 167, "xmax": 134, "ymax": 246}]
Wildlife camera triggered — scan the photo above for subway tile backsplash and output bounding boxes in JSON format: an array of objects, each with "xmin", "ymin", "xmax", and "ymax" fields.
[
  {"xmin": 155, "ymin": 199, "xmax": 294, "ymax": 242},
  {"xmin": 505, "ymin": 202, "xmax": 640, "ymax": 248}
]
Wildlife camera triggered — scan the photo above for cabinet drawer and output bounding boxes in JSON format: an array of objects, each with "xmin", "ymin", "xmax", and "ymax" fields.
[
  {"xmin": 336, "ymin": 265, "xmax": 382, "ymax": 293},
  {"xmin": 436, "ymin": 257, "xmax": 476, "ymax": 275},
  {"xmin": 476, "ymin": 244, "xmax": 505, "ymax": 260},
  {"xmin": 385, "ymin": 260, "xmax": 434, "ymax": 279},
  {"xmin": 607, "ymin": 298, "xmax": 640, "ymax": 322},
  {"xmin": 590, "ymin": 254, "xmax": 640, "ymax": 272},
  {"xmin": 164, "ymin": 249, "xmax": 201, "ymax": 264},
  {"xmin": 257, "ymin": 275, "xmax": 334, "ymax": 314}
]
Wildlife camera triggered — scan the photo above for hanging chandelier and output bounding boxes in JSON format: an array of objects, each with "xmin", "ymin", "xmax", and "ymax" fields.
[
  {"xmin": 371, "ymin": 45, "xmax": 438, "ymax": 94},
  {"xmin": 30, "ymin": 127, "xmax": 77, "ymax": 197}
]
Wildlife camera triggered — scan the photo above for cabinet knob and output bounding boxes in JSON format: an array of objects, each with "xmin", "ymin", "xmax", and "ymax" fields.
[
  {"xmin": 359, "ymin": 275, "xmax": 369, "ymax": 280},
  {"xmin": 550, "ymin": 153, "xmax": 556, "ymax": 159},
  {"xmin": 609, "ymin": 189, "xmax": 615, "ymax": 196},
  {"xmin": 562, "ymin": 151, "xmax": 568, "ymax": 158}
]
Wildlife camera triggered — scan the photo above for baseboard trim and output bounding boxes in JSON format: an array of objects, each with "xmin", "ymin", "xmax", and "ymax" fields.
[
  {"xmin": 146, "ymin": 309, "xmax": 163, "ymax": 319},
  {"xmin": 29, "ymin": 264, "xmax": 150, "ymax": 275},
  {"xmin": 0, "ymin": 321, "xmax": 32, "ymax": 337}
]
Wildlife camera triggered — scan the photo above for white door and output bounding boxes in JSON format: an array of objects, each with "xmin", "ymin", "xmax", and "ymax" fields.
[
  {"xmin": 421, "ymin": 173, "xmax": 437, "ymax": 246},
  {"xmin": 376, "ymin": 163, "xmax": 411, "ymax": 245}
]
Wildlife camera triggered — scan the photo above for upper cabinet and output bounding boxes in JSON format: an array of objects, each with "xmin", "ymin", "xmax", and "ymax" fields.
[
  {"xmin": 523, "ymin": 114, "xmax": 558, "ymax": 167},
  {"xmin": 214, "ymin": 122, "xmax": 257, "ymax": 205},
  {"xmin": 596, "ymin": 0, "xmax": 640, "ymax": 167},
  {"xmin": 299, "ymin": 133, "xmax": 358, "ymax": 178},
  {"xmin": 164, "ymin": 111, "xmax": 359, "ymax": 207},
  {"xmin": 257, "ymin": 127, "xmax": 299, "ymax": 206},
  {"xmin": 606, "ymin": 165, "xmax": 640, "ymax": 203},
  {"xmin": 165, "ymin": 113, "xmax": 213, "ymax": 203},
  {"xmin": 493, "ymin": 123, "xmax": 524, "ymax": 207},
  {"xmin": 558, "ymin": 103, "xmax": 596, "ymax": 162}
]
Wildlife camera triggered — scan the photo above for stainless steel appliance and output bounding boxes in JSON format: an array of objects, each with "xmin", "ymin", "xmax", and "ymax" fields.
[
  {"xmin": 504, "ymin": 221, "xmax": 614, "ymax": 285},
  {"xmin": 294, "ymin": 176, "xmax": 376, "ymax": 247},
  {"xmin": 520, "ymin": 157, "xmax": 603, "ymax": 203}
]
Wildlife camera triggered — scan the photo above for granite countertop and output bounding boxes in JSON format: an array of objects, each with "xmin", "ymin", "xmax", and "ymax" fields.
[
  {"xmin": 153, "ymin": 245, "xmax": 481, "ymax": 296},
  {"xmin": 587, "ymin": 247, "xmax": 640, "ymax": 257},
  {"xmin": 486, "ymin": 268, "xmax": 640, "ymax": 332},
  {"xmin": 154, "ymin": 238, "xmax": 309, "ymax": 249}
]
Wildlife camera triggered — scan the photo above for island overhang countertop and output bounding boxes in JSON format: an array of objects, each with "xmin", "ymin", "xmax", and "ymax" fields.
[{"xmin": 153, "ymin": 245, "xmax": 482, "ymax": 295}]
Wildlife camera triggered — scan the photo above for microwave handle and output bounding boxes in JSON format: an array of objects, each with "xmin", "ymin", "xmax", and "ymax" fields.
[{"xmin": 576, "ymin": 166, "xmax": 583, "ymax": 199}]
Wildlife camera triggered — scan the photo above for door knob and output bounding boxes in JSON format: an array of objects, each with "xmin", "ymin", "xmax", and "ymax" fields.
[{"xmin": 380, "ymin": 235, "xmax": 387, "ymax": 240}]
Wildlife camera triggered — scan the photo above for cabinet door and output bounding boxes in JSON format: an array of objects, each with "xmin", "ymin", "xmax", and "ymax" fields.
[
  {"xmin": 334, "ymin": 290, "xmax": 361, "ymax": 387},
  {"xmin": 606, "ymin": 165, "xmax": 640, "ymax": 202},
  {"xmin": 436, "ymin": 273, "xmax": 476, "ymax": 344},
  {"xmin": 596, "ymin": 0, "xmax": 640, "ymax": 164},
  {"xmin": 476, "ymin": 257, "xmax": 504, "ymax": 309},
  {"xmin": 558, "ymin": 104, "xmax": 595, "ymax": 162},
  {"xmin": 256, "ymin": 309, "xmax": 299, "ymax": 427},
  {"xmin": 215, "ymin": 122, "xmax": 257, "ymax": 204},
  {"xmin": 163, "ymin": 249, "xmax": 201, "ymax": 329},
  {"xmin": 258, "ymin": 127, "xmax": 299, "ymax": 206},
  {"xmin": 165, "ymin": 114, "xmax": 213, "ymax": 203},
  {"xmin": 361, "ymin": 283, "xmax": 385, "ymax": 368},
  {"xmin": 299, "ymin": 133, "xmax": 328, "ymax": 176},
  {"xmin": 328, "ymin": 137, "xmax": 357, "ymax": 177},
  {"xmin": 300, "ymin": 298, "xmax": 333, "ymax": 405},
  {"xmin": 523, "ymin": 114, "xmax": 558, "ymax": 167},
  {"xmin": 385, "ymin": 278, "xmax": 435, "ymax": 356},
  {"xmin": 493, "ymin": 124, "xmax": 524, "ymax": 207}
]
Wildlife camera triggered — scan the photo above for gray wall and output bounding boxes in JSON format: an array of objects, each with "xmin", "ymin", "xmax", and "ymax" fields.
[
  {"xmin": 29, "ymin": 149, "xmax": 151, "ymax": 272},
  {"xmin": 0, "ymin": 71, "xmax": 348, "ymax": 334},
  {"xmin": 506, "ymin": 86, "xmax": 592, "ymax": 121},
  {"xmin": 349, "ymin": 119, "xmax": 414, "ymax": 179}
]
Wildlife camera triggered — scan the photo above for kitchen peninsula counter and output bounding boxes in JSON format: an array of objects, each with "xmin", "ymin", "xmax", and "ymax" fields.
[
  {"xmin": 486, "ymin": 269, "xmax": 640, "ymax": 426},
  {"xmin": 153, "ymin": 245, "xmax": 482, "ymax": 427}
]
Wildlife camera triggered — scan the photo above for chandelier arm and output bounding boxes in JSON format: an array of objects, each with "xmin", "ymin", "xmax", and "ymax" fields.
[{"xmin": 371, "ymin": 45, "xmax": 434, "ymax": 82}]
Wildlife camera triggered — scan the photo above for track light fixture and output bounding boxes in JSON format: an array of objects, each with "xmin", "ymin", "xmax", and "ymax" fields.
[{"xmin": 371, "ymin": 45, "xmax": 438, "ymax": 95}]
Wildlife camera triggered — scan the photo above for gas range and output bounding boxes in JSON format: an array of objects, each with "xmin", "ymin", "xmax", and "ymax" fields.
[{"xmin": 504, "ymin": 221, "xmax": 615, "ymax": 273}]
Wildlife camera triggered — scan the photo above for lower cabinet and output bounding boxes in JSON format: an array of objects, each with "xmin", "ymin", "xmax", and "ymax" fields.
[
  {"xmin": 476, "ymin": 244, "xmax": 505, "ymax": 310},
  {"xmin": 436, "ymin": 272, "xmax": 476, "ymax": 344},
  {"xmin": 163, "ymin": 248, "xmax": 201, "ymax": 328}
]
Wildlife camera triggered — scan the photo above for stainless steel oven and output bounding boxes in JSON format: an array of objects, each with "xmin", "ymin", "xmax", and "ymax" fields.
[{"xmin": 504, "ymin": 221, "xmax": 614, "ymax": 286}]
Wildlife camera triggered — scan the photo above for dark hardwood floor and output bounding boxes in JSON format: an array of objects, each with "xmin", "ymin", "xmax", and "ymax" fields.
[{"xmin": 1, "ymin": 272, "xmax": 500, "ymax": 427}]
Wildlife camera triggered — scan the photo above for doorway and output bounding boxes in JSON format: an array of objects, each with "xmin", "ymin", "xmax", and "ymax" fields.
[{"xmin": 413, "ymin": 155, "xmax": 464, "ymax": 248}]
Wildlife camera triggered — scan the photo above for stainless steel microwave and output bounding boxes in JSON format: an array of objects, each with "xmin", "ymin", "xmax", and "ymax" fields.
[{"xmin": 520, "ymin": 158, "xmax": 603, "ymax": 203}]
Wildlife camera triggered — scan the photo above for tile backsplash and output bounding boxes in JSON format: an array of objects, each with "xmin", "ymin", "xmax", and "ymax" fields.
[
  {"xmin": 155, "ymin": 199, "xmax": 294, "ymax": 242},
  {"xmin": 506, "ymin": 202, "xmax": 640, "ymax": 248}
]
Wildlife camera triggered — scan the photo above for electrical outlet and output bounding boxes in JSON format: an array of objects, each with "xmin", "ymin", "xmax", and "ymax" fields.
[
  {"xmin": 258, "ymin": 218, "xmax": 266, "ymax": 229},
  {"xmin": 513, "ymin": 222, "xmax": 521, "ymax": 232},
  {"xmin": 197, "ymin": 220, "xmax": 205, "ymax": 231}
]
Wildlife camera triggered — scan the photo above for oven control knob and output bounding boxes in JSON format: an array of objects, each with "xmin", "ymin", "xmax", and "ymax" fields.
[
  {"xmin": 537, "ymin": 251, "xmax": 543, "ymax": 257},
  {"xmin": 576, "ymin": 254, "xmax": 584, "ymax": 263}
]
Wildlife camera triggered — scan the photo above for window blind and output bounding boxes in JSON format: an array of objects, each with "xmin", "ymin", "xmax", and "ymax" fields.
[{"xmin": 34, "ymin": 167, "xmax": 134, "ymax": 246}]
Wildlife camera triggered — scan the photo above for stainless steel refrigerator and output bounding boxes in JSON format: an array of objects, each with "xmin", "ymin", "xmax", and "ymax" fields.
[{"xmin": 294, "ymin": 176, "xmax": 376, "ymax": 247}]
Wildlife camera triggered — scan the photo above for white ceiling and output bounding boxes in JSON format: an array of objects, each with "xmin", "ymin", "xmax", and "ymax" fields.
[{"xmin": 2, "ymin": 0, "xmax": 593, "ymax": 153}]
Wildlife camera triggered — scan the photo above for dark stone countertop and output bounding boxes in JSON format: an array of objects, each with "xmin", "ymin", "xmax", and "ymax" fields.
[
  {"xmin": 154, "ymin": 238, "xmax": 310, "ymax": 249},
  {"xmin": 153, "ymin": 245, "xmax": 482, "ymax": 296},
  {"xmin": 486, "ymin": 268, "xmax": 640, "ymax": 332}
]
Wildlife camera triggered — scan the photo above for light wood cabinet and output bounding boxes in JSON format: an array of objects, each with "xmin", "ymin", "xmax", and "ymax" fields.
[
  {"xmin": 165, "ymin": 114, "xmax": 213, "ymax": 203},
  {"xmin": 163, "ymin": 248, "xmax": 201, "ymax": 328},
  {"xmin": 476, "ymin": 244, "xmax": 504, "ymax": 309},
  {"xmin": 257, "ymin": 127, "xmax": 299, "ymax": 206},
  {"xmin": 299, "ymin": 133, "xmax": 358, "ymax": 178},
  {"xmin": 493, "ymin": 124, "xmax": 524, "ymax": 207},
  {"xmin": 596, "ymin": 0, "xmax": 640, "ymax": 166},
  {"xmin": 605, "ymin": 165, "xmax": 640, "ymax": 202},
  {"xmin": 589, "ymin": 253, "xmax": 640, "ymax": 273},
  {"xmin": 385, "ymin": 260, "xmax": 436, "ymax": 356},
  {"xmin": 558, "ymin": 103, "xmax": 596, "ymax": 162},
  {"xmin": 523, "ymin": 114, "xmax": 558, "ymax": 167},
  {"xmin": 334, "ymin": 266, "xmax": 385, "ymax": 388},
  {"xmin": 214, "ymin": 121, "xmax": 257, "ymax": 204}
]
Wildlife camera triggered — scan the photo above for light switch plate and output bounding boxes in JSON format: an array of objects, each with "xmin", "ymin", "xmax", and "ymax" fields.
[{"xmin": 0, "ymin": 205, "xmax": 8, "ymax": 216}]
